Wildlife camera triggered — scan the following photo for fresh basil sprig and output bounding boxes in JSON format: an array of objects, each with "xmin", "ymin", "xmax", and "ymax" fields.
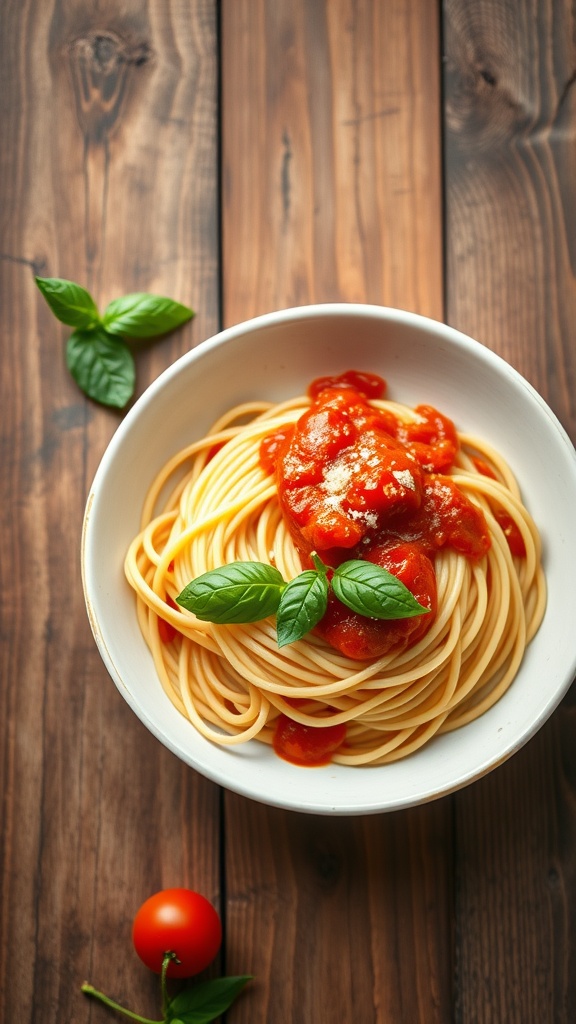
[
  {"xmin": 331, "ymin": 559, "xmax": 428, "ymax": 619},
  {"xmin": 166, "ymin": 975, "xmax": 252, "ymax": 1024},
  {"xmin": 102, "ymin": 293, "xmax": 194, "ymax": 339},
  {"xmin": 35, "ymin": 276, "xmax": 194, "ymax": 408},
  {"xmin": 66, "ymin": 327, "xmax": 136, "ymax": 409},
  {"xmin": 82, "ymin": 971, "xmax": 251, "ymax": 1024},
  {"xmin": 177, "ymin": 552, "xmax": 428, "ymax": 648},
  {"xmin": 276, "ymin": 567, "xmax": 330, "ymax": 647},
  {"xmin": 182, "ymin": 561, "xmax": 286, "ymax": 623},
  {"xmin": 35, "ymin": 277, "xmax": 100, "ymax": 328}
]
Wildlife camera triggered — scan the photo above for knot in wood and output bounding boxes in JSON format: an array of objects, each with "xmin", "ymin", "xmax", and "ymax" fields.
[
  {"xmin": 90, "ymin": 33, "xmax": 120, "ymax": 73},
  {"xmin": 313, "ymin": 847, "xmax": 341, "ymax": 891},
  {"xmin": 68, "ymin": 30, "xmax": 152, "ymax": 144}
]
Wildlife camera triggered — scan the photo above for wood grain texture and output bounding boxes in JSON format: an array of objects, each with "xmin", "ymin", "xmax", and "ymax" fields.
[
  {"xmin": 224, "ymin": 800, "xmax": 453, "ymax": 1023},
  {"xmin": 0, "ymin": 2, "xmax": 220, "ymax": 1021},
  {"xmin": 221, "ymin": 2, "xmax": 451, "ymax": 1021},
  {"xmin": 444, "ymin": 0, "xmax": 576, "ymax": 433},
  {"xmin": 3, "ymin": 0, "xmax": 576, "ymax": 1021},
  {"xmin": 444, "ymin": 1, "xmax": 576, "ymax": 1021},
  {"xmin": 221, "ymin": 0, "xmax": 443, "ymax": 325}
]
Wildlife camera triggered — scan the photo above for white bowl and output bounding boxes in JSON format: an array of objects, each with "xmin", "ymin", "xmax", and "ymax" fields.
[{"xmin": 81, "ymin": 304, "xmax": 576, "ymax": 814}]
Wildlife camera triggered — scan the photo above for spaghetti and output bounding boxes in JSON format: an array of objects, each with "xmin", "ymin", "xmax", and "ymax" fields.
[{"xmin": 124, "ymin": 372, "xmax": 546, "ymax": 766}]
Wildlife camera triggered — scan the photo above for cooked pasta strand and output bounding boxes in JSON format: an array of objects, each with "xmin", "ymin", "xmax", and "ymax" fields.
[{"xmin": 124, "ymin": 392, "xmax": 545, "ymax": 765}]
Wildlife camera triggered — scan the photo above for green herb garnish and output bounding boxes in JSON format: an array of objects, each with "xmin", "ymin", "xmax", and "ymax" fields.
[
  {"xmin": 177, "ymin": 552, "xmax": 429, "ymax": 648},
  {"xmin": 35, "ymin": 276, "xmax": 194, "ymax": 408},
  {"xmin": 163, "ymin": 975, "xmax": 252, "ymax": 1024},
  {"xmin": 179, "ymin": 561, "xmax": 286, "ymax": 624},
  {"xmin": 82, "ymin": 957, "xmax": 251, "ymax": 1024}
]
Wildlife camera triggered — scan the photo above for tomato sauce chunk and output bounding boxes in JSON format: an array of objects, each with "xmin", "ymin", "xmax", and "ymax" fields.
[
  {"xmin": 308, "ymin": 369, "xmax": 387, "ymax": 400},
  {"xmin": 391, "ymin": 476, "xmax": 491, "ymax": 559},
  {"xmin": 396, "ymin": 404, "xmax": 458, "ymax": 471},
  {"xmin": 260, "ymin": 426, "xmax": 295, "ymax": 476},
  {"xmin": 268, "ymin": 385, "xmax": 424, "ymax": 559},
  {"xmin": 273, "ymin": 715, "xmax": 347, "ymax": 766},
  {"xmin": 259, "ymin": 373, "xmax": 496, "ymax": 662},
  {"xmin": 315, "ymin": 542, "xmax": 437, "ymax": 660}
]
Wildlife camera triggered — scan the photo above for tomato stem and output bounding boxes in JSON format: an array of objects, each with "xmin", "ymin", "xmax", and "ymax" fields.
[
  {"xmin": 81, "ymin": 983, "xmax": 163, "ymax": 1024},
  {"xmin": 160, "ymin": 952, "xmax": 177, "ymax": 1017}
]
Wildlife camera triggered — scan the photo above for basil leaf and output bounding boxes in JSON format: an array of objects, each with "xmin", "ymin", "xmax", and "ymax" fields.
[
  {"xmin": 36, "ymin": 276, "xmax": 100, "ymax": 329},
  {"xmin": 102, "ymin": 293, "xmax": 194, "ymax": 338},
  {"xmin": 167, "ymin": 976, "xmax": 252, "ymax": 1024},
  {"xmin": 332, "ymin": 560, "xmax": 429, "ymax": 619},
  {"xmin": 276, "ymin": 570, "xmax": 329, "ymax": 647},
  {"xmin": 177, "ymin": 562, "xmax": 285, "ymax": 623},
  {"xmin": 66, "ymin": 328, "xmax": 135, "ymax": 408}
]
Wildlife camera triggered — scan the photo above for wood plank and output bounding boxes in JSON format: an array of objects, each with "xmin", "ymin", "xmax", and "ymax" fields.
[
  {"xmin": 0, "ymin": 2, "xmax": 220, "ymax": 1021},
  {"xmin": 444, "ymin": 0, "xmax": 576, "ymax": 423},
  {"xmin": 224, "ymin": 800, "xmax": 453, "ymax": 1022},
  {"xmin": 221, "ymin": 2, "xmax": 452, "ymax": 1021},
  {"xmin": 222, "ymin": 0, "xmax": 444, "ymax": 326},
  {"xmin": 444, "ymin": 1, "xmax": 576, "ymax": 1020}
]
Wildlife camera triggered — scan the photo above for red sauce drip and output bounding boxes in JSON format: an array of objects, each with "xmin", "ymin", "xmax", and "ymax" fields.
[
  {"xmin": 308, "ymin": 369, "xmax": 387, "ymax": 400},
  {"xmin": 273, "ymin": 715, "xmax": 347, "ymax": 766},
  {"xmin": 260, "ymin": 371, "xmax": 495, "ymax": 664},
  {"xmin": 494, "ymin": 511, "xmax": 526, "ymax": 557},
  {"xmin": 207, "ymin": 441, "xmax": 226, "ymax": 462},
  {"xmin": 158, "ymin": 594, "xmax": 179, "ymax": 645},
  {"xmin": 472, "ymin": 457, "xmax": 526, "ymax": 556},
  {"xmin": 396, "ymin": 404, "xmax": 458, "ymax": 471}
]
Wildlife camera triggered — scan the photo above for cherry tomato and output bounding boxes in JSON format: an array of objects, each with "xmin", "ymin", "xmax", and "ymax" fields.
[{"xmin": 132, "ymin": 888, "xmax": 222, "ymax": 978}]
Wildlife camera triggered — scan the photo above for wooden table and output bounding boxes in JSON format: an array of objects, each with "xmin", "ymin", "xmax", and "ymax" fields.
[{"xmin": 2, "ymin": 1, "xmax": 575, "ymax": 1021}]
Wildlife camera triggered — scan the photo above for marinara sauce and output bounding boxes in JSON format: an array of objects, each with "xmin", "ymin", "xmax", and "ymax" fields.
[
  {"xmin": 260, "ymin": 369, "xmax": 494, "ymax": 764},
  {"xmin": 272, "ymin": 714, "xmax": 347, "ymax": 767}
]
